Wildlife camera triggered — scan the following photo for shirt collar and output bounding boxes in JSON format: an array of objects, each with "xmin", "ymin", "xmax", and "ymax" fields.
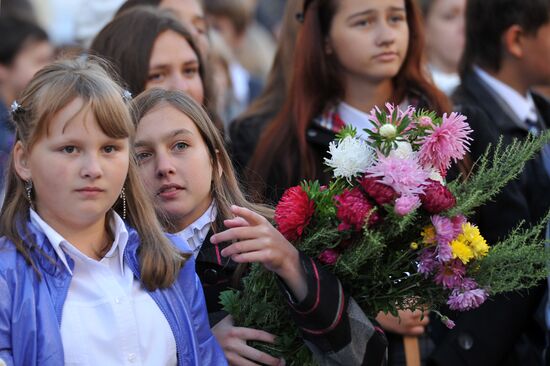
[
  {"xmin": 474, "ymin": 66, "xmax": 538, "ymax": 122},
  {"xmin": 175, "ymin": 201, "xmax": 216, "ymax": 247},
  {"xmin": 29, "ymin": 209, "xmax": 129, "ymax": 275}
]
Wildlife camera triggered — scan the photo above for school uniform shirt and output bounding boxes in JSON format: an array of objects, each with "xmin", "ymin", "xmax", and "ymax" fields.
[
  {"xmin": 174, "ymin": 202, "xmax": 216, "ymax": 258},
  {"xmin": 29, "ymin": 210, "xmax": 177, "ymax": 365}
]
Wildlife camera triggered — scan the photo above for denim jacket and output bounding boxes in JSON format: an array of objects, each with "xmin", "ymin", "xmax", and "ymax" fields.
[{"xmin": 0, "ymin": 220, "xmax": 227, "ymax": 366}]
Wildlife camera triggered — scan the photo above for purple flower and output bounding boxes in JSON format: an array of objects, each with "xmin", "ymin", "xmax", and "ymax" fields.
[
  {"xmin": 395, "ymin": 195, "xmax": 421, "ymax": 216},
  {"xmin": 451, "ymin": 215, "xmax": 467, "ymax": 236},
  {"xmin": 417, "ymin": 248, "xmax": 438, "ymax": 276},
  {"xmin": 437, "ymin": 242, "xmax": 453, "ymax": 262},
  {"xmin": 432, "ymin": 215, "xmax": 457, "ymax": 244},
  {"xmin": 441, "ymin": 316, "xmax": 456, "ymax": 329},
  {"xmin": 434, "ymin": 260, "xmax": 466, "ymax": 289},
  {"xmin": 447, "ymin": 287, "xmax": 488, "ymax": 311}
]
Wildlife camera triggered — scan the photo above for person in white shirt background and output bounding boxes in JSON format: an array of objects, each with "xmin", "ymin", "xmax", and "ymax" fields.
[
  {"xmin": 416, "ymin": 0, "xmax": 466, "ymax": 96},
  {"xmin": 0, "ymin": 56, "xmax": 225, "ymax": 365}
]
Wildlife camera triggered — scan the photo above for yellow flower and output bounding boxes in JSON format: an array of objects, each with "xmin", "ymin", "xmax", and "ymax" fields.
[
  {"xmin": 459, "ymin": 223, "xmax": 490, "ymax": 259},
  {"xmin": 410, "ymin": 242, "xmax": 419, "ymax": 250},
  {"xmin": 451, "ymin": 238, "xmax": 474, "ymax": 264},
  {"xmin": 421, "ymin": 226, "xmax": 436, "ymax": 245}
]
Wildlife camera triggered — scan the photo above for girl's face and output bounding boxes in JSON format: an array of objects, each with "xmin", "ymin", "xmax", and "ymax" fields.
[
  {"xmin": 145, "ymin": 30, "xmax": 205, "ymax": 104},
  {"xmin": 424, "ymin": 0, "xmax": 465, "ymax": 73},
  {"xmin": 327, "ymin": 0, "xmax": 409, "ymax": 84},
  {"xmin": 134, "ymin": 103, "xmax": 213, "ymax": 231},
  {"xmin": 14, "ymin": 97, "xmax": 129, "ymax": 231}
]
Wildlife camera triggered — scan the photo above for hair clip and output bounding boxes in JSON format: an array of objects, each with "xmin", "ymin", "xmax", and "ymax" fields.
[
  {"xmin": 122, "ymin": 90, "xmax": 132, "ymax": 102},
  {"xmin": 10, "ymin": 100, "xmax": 22, "ymax": 114}
]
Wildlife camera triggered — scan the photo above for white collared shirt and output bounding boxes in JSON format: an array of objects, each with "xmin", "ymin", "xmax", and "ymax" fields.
[
  {"xmin": 337, "ymin": 102, "xmax": 375, "ymax": 141},
  {"xmin": 175, "ymin": 202, "xmax": 217, "ymax": 258},
  {"xmin": 474, "ymin": 66, "xmax": 538, "ymax": 122},
  {"xmin": 29, "ymin": 210, "xmax": 177, "ymax": 366}
]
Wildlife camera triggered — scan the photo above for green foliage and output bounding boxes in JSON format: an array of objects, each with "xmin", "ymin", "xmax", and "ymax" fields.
[{"xmin": 448, "ymin": 132, "xmax": 550, "ymax": 217}]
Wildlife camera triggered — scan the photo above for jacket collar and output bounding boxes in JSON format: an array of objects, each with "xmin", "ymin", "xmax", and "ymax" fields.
[
  {"xmin": 459, "ymin": 71, "xmax": 550, "ymax": 133},
  {"xmin": 24, "ymin": 219, "xmax": 141, "ymax": 279}
]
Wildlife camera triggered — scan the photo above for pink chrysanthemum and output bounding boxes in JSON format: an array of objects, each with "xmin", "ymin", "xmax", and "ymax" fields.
[
  {"xmin": 367, "ymin": 155, "xmax": 429, "ymax": 196},
  {"xmin": 418, "ymin": 112, "xmax": 472, "ymax": 174},
  {"xmin": 334, "ymin": 187, "xmax": 379, "ymax": 231},
  {"xmin": 434, "ymin": 260, "xmax": 466, "ymax": 289},
  {"xmin": 275, "ymin": 186, "xmax": 315, "ymax": 241},
  {"xmin": 395, "ymin": 195, "xmax": 421, "ymax": 216}
]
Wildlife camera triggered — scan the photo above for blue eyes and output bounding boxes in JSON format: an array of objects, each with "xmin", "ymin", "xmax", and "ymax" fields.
[
  {"xmin": 62, "ymin": 146, "xmax": 76, "ymax": 153},
  {"xmin": 173, "ymin": 142, "xmax": 188, "ymax": 151}
]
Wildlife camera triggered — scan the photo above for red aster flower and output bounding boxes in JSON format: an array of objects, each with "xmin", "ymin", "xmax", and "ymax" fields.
[
  {"xmin": 358, "ymin": 176, "xmax": 398, "ymax": 205},
  {"xmin": 275, "ymin": 186, "xmax": 315, "ymax": 241},
  {"xmin": 420, "ymin": 180, "xmax": 456, "ymax": 214},
  {"xmin": 334, "ymin": 187, "xmax": 380, "ymax": 231}
]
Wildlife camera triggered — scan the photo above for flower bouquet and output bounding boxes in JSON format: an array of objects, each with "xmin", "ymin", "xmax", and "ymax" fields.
[{"xmin": 221, "ymin": 104, "xmax": 550, "ymax": 365}]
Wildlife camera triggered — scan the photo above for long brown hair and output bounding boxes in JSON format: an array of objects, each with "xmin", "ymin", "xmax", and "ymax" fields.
[
  {"xmin": 131, "ymin": 88, "xmax": 273, "ymax": 233},
  {"xmin": 248, "ymin": 0, "xmax": 449, "ymax": 196},
  {"xmin": 0, "ymin": 56, "xmax": 187, "ymax": 291}
]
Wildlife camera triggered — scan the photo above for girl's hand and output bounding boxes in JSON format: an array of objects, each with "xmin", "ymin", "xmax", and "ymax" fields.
[
  {"xmin": 210, "ymin": 205, "xmax": 307, "ymax": 301},
  {"xmin": 375, "ymin": 309, "xmax": 430, "ymax": 336},
  {"xmin": 212, "ymin": 315, "xmax": 285, "ymax": 366}
]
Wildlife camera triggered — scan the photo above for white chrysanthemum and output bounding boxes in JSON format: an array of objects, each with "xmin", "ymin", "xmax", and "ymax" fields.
[
  {"xmin": 324, "ymin": 136, "xmax": 375, "ymax": 180},
  {"xmin": 390, "ymin": 141, "xmax": 414, "ymax": 159}
]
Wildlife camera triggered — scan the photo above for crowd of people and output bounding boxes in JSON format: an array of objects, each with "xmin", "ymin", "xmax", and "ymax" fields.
[{"xmin": 0, "ymin": 0, "xmax": 549, "ymax": 365}]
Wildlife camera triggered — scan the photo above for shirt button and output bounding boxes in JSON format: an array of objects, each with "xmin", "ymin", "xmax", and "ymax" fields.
[
  {"xmin": 127, "ymin": 353, "xmax": 136, "ymax": 362},
  {"xmin": 115, "ymin": 297, "xmax": 121, "ymax": 304}
]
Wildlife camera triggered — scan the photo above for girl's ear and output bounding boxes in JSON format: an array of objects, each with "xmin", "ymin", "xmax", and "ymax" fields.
[{"xmin": 13, "ymin": 141, "xmax": 32, "ymax": 181}]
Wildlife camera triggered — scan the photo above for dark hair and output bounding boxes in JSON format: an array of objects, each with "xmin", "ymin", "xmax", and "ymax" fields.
[
  {"xmin": 203, "ymin": 0, "xmax": 252, "ymax": 35},
  {"xmin": 248, "ymin": 0, "xmax": 449, "ymax": 196},
  {"xmin": 0, "ymin": 16, "xmax": 48, "ymax": 66},
  {"xmin": 461, "ymin": 0, "xmax": 550, "ymax": 74}
]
